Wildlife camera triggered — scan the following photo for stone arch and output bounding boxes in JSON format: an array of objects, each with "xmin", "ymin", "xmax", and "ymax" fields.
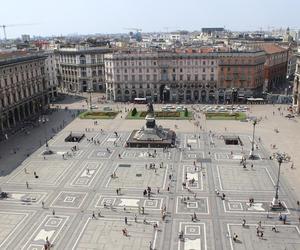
[
  {"xmin": 132, "ymin": 90, "xmax": 137, "ymax": 100},
  {"xmin": 201, "ymin": 90, "xmax": 207, "ymax": 103},
  {"xmin": 194, "ymin": 90, "xmax": 199, "ymax": 101},
  {"xmin": 209, "ymin": 90, "xmax": 215, "ymax": 103},
  {"xmin": 186, "ymin": 89, "xmax": 192, "ymax": 102}
]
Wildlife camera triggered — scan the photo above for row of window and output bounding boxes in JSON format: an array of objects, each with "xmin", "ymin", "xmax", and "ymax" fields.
[
  {"xmin": 112, "ymin": 73, "xmax": 215, "ymax": 82},
  {"xmin": 107, "ymin": 60, "xmax": 216, "ymax": 67},
  {"xmin": 111, "ymin": 67, "xmax": 216, "ymax": 74},
  {"xmin": 219, "ymin": 80, "xmax": 263, "ymax": 88},
  {"xmin": 0, "ymin": 70, "xmax": 42, "ymax": 89},
  {"xmin": 0, "ymin": 83, "xmax": 44, "ymax": 108},
  {"xmin": 59, "ymin": 55, "xmax": 104, "ymax": 65},
  {"xmin": 220, "ymin": 65, "xmax": 264, "ymax": 72},
  {"xmin": 0, "ymin": 62, "xmax": 41, "ymax": 75},
  {"xmin": 112, "ymin": 83, "xmax": 217, "ymax": 89}
]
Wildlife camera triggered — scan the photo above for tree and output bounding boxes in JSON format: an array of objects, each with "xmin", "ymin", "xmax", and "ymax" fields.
[
  {"xmin": 184, "ymin": 108, "xmax": 188, "ymax": 117},
  {"xmin": 131, "ymin": 107, "xmax": 137, "ymax": 116}
]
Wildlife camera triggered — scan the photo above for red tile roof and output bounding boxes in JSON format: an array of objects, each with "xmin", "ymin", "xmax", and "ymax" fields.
[{"xmin": 258, "ymin": 43, "xmax": 287, "ymax": 54}]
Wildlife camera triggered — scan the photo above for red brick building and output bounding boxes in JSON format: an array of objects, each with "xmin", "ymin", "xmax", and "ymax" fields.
[{"xmin": 217, "ymin": 50, "xmax": 266, "ymax": 103}]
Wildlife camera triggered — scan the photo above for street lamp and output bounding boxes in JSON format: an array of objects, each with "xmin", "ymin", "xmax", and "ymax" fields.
[
  {"xmin": 87, "ymin": 88, "xmax": 93, "ymax": 110},
  {"xmin": 249, "ymin": 119, "xmax": 257, "ymax": 159},
  {"xmin": 231, "ymin": 88, "xmax": 235, "ymax": 106},
  {"xmin": 271, "ymin": 156, "xmax": 284, "ymax": 210},
  {"xmin": 38, "ymin": 116, "xmax": 49, "ymax": 150}
]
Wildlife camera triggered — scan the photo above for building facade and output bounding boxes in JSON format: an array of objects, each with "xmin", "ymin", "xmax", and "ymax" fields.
[
  {"xmin": 257, "ymin": 44, "xmax": 288, "ymax": 92},
  {"xmin": 217, "ymin": 51, "xmax": 266, "ymax": 103},
  {"xmin": 287, "ymin": 47, "xmax": 297, "ymax": 80},
  {"xmin": 0, "ymin": 52, "xmax": 49, "ymax": 137},
  {"xmin": 293, "ymin": 50, "xmax": 300, "ymax": 113},
  {"xmin": 45, "ymin": 51, "xmax": 58, "ymax": 100},
  {"xmin": 55, "ymin": 47, "xmax": 112, "ymax": 93},
  {"xmin": 105, "ymin": 50, "xmax": 266, "ymax": 103},
  {"xmin": 105, "ymin": 51, "xmax": 218, "ymax": 103}
]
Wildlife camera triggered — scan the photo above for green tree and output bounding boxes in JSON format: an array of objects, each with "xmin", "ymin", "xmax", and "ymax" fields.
[
  {"xmin": 184, "ymin": 108, "xmax": 188, "ymax": 117},
  {"xmin": 131, "ymin": 107, "xmax": 137, "ymax": 116}
]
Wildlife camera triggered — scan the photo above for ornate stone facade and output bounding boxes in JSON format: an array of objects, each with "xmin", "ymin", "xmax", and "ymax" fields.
[
  {"xmin": 0, "ymin": 52, "xmax": 49, "ymax": 137},
  {"xmin": 105, "ymin": 50, "xmax": 266, "ymax": 103},
  {"xmin": 55, "ymin": 47, "xmax": 112, "ymax": 93}
]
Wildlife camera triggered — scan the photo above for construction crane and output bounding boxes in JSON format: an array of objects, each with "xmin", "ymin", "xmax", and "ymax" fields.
[
  {"xmin": 124, "ymin": 28, "xmax": 142, "ymax": 32},
  {"xmin": 0, "ymin": 23, "xmax": 37, "ymax": 41}
]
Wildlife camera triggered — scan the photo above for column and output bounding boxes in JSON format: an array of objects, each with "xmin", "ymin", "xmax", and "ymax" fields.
[
  {"xmin": 191, "ymin": 89, "xmax": 194, "ymax": 102},
  {"xmin": 17, "ymin": 107, "xmax": 21, "ymax": 122},
  {"xmin": 297, "ymin": 94, "xmax": 300, "ymax": 114},
  {"xmin": 0, "ymin": 117, "xmax": 4, "ymax": 133},
  {"xmin": 12, "ymin": 111, "xmax": 16, "ymax": 126},
  {"xmin": 26, "ymin": 103, "xmax": 31, "ymax": 116},
  {"xmin": 21, "ymin": 105, "xmax": 26, "ymax": 120}
]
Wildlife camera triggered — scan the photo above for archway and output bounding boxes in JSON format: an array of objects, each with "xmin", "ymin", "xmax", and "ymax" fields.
[
  {"xmin": 201, "ymin": 90, "xmax": 206, "ymax": 103},
  {"xmin": 194, "ymin": 90, "xmax": 199, "ymax": 101},
  {"xmin": 209, "ymin": 90, "xmax": 215, "ymax": 103},
  {"xmin": 132, "ymin": 90, "xmax": 137, "ymax": 100},
  {"xmin": 186, "ymin": 90, "xmax": 192, "ymax": 102}
]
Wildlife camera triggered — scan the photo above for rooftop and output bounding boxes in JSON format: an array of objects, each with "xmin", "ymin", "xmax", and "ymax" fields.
[
  {"xmin": 0, "ymin": 51, "xmax": 47, "ymax": 66},
  {"xmin": 257, "ymin": 43, "xmax": 287, "ymax": 54}
]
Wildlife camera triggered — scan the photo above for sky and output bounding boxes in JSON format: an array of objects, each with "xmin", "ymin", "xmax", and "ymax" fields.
[{"xmin": 0, "ymin": 0, "xmax": 299, "ymax": 38}]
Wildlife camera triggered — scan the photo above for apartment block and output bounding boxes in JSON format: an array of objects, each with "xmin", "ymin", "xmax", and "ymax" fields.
[
  {"xmin": 105, "ymin": 49, "xmax": 266, "ymax": 103},
  {"xmin": 55, "ymin": 47, "xmax": 112, "ymax": 93}
]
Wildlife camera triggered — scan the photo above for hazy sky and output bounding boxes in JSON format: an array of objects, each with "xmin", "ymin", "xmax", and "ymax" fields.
[{"xmin": 0, "ymin": 0, "xmax": 299, "ymax": 38}]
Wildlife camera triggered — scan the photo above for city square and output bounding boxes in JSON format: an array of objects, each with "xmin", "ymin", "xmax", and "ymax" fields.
[
  {"xmin": 0, "ymin": 100, "xmax": 300, "ymax": 250},
  {"xmin": 1, "ymin": 0, "xmax": 300, "ymax": 249}
]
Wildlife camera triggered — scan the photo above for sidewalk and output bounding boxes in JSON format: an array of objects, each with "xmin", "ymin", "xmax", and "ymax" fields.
[{"xmin": 0, "ymin": 108, "xmax": 77, "ymax": 178}]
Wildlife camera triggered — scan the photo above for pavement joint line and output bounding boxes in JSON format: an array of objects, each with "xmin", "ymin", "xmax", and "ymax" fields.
[{"xmin": 0, "ymin": 211, "xmax": 31, "ymax": 248}]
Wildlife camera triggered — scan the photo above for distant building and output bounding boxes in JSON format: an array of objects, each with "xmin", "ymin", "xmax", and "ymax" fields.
[
  {"xmin": 283, "ymin": 27, "xmax": 294, "ymax": 43},
  {"xmin": 21, "ymin": 34, "xmax": 30, "ymax": 42},
  {"xmin": 55, "ymin": 46, "xmax": 112, "ymax": 93},
  {"xmin": 104, "ymin": 49, "xmax": 266, "ymax": 103},
  {"xmin": 202, "ymin": 28, "xmax": 225, "ymax": 35},
  {"xmin": 293, "ymin": 49, "xmax": 300, "ymax": 113},
  {"xmin": 0, "ymin": 52, "xmax": 49, "ymax": 137}
]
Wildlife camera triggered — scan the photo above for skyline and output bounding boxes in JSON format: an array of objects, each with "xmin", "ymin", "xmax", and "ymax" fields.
[{"xmin": 1, "ymin": 0, "xmax": 300, "ymax": 39}]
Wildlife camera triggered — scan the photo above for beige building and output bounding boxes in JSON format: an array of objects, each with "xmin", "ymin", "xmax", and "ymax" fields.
[
  {"xmin": 104, "ymin": 50, "xmax": 265, "ymax": 103},
  {"xmin": 105, "ymin": 51, "xmax": 218, "ymax": 103},
  {"xmin": 0, "ymin": 52, "xmax": 49, "ymax": 138},
  {"xmin": 293, "ymin": 49, "xmax": 300, "ymax": 113},
  {"xmin": 45, "ymin": 51, "xmax": 58, "ymax": 99},
  {"xmin": 55, "ymin": 47, "xmax": 112, "ymax": 93}
]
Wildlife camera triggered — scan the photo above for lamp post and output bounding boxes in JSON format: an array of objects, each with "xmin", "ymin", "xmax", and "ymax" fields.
[
  {"xmin": 87, "ymin": 88, "xmax": 93, "ymax": 110},
  {"xmin": 249, "ymin": 119, "xmax": 257, "ymax": 159},
  {"xmin": 271, "ymin": 156, "xmax": 284, "ymax": 210},
  {"xmin": 38, "ymin": 116, "xmax": 49, "ymax": 150}
]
